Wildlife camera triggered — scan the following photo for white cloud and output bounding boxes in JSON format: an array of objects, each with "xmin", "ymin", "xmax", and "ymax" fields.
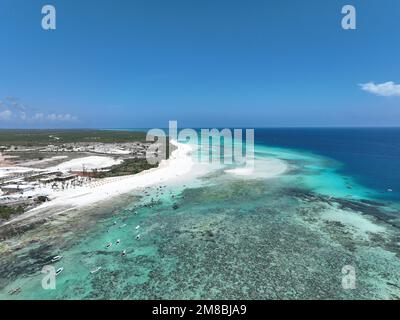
[
  {"xmin": 1, "ymin": 96, "xmax": 79, "ymax": 124},
  {"xmin": 2, "ymin": 96, "xmax": 28, "ymax": 111},
  {"xmin": 360, "ymin": 81, "xmax": 400, "ymax": 97},
  {"xmin": 46, "ymin": 113, "xmax": 77, "ymax": 122},
  {"xmin": 23, "ymin": 112, "xmax": 78, "ymax": 122},
  {"xmin": 31, "ymin": 113, "xmax": 45, "ymax": 121},
  {"xmin": 0, "ymin": 110, "xmax": 12, "ymax": 121},
  {"xmin": 19, "ymin": 112, "xmax": 27, "ymax": 121}
]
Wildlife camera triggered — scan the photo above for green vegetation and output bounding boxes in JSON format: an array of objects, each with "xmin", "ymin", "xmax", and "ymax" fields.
[
  {"xmin": 0, "ymin": 205, "xmax": 25, "ymax": 220},
  {"xmin": 93, "ymin": 158, "xmax": 157, "ymax": 178},
  {"xmin": 0, "ymin": 129, "xmax": 148, "ymax": 146}
]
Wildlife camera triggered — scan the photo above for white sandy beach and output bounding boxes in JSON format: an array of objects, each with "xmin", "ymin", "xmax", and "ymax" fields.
[
  {"xmin": 20, "ymin": 156, "xmax": 69, "ymax": 167},
  {"xmin": 47, "ymin": 156, "xmax": 122, "ymax": 172},
  {"xmin": 3, "ymin": 140, "xmax": 193, "ymax": 224},
  {"xmin": 0, "ymin": 166, "xmax": 42, "ymax": 178}
]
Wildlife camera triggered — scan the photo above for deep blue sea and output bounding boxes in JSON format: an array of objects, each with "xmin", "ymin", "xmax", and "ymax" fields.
[{"xmin": 255, "ymin": 128, "xmax": 400, "ymax": 201}]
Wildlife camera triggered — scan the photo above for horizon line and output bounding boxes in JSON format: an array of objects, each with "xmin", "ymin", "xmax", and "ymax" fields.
[{"xmin": 1, "ymin": 125, "xmax": 400, "ymax": 131}]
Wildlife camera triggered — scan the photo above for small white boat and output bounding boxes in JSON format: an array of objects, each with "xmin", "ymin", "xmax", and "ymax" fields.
[
  {"xmin": 90, "ymin": 267, "xmax": 102, "ymax": 274},
  {"xmin": 116, "ymin": 239, "xmax": 121, "ymax": 244},
  {"xmin": 106, "ymin": 242, "xmax": 112, "ymax": 248},
  {"xmin": 51, "ymin": 255, "xmax": 62, "ymax": 263},
  {"xmin": 121, "ymin": 250, "xmax": 126, "ymax": 256},
  {"xmin": 56, "ymin": 267, "xmax": 64, "ymax": 276},
  {"xmin": 388, "ymin": 188, "xmax": 393, "ymax": 192},
  {"xmin": 136, "ymin": 234, "xmax": 141, "ymax": 240},
  {"xmin": 135, "ymin": 225, "xmax": 140, "ymax": 230}
]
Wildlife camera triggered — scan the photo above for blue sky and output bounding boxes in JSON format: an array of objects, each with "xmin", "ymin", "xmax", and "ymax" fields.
[{"xmin": 0, "ymin": 0, "xmax": 399, "ymax": 128}]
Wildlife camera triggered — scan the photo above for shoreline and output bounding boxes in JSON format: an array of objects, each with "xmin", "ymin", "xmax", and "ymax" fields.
[
  {"xmin": 1, "ymin": 140, "xmax": 193, "ymax": 227},
  {"xmin": 1, "ymin": 140, "xmax": 291, "ymax": 231}
]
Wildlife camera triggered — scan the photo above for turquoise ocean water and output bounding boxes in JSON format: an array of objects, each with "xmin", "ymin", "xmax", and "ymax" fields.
[{"xmin": 0, "ymin": 129, "xmax": 399, "ymax": 299}]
